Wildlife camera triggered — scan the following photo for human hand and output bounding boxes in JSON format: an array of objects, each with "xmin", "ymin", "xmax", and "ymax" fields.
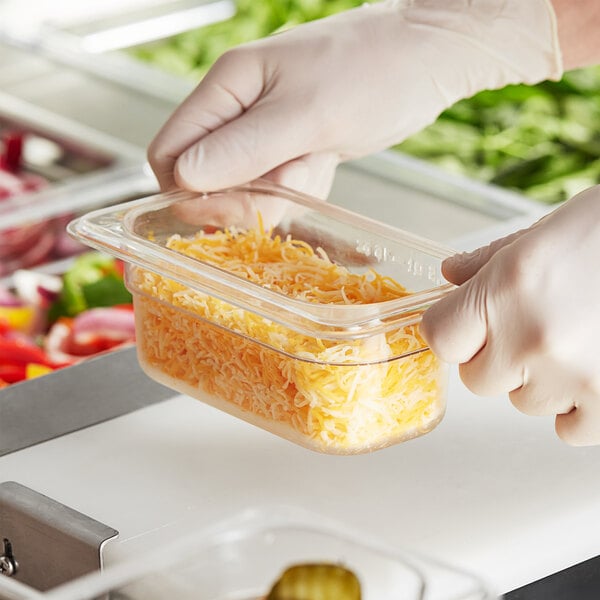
[
  {"xmin": 421, "ymin": 185, "xmax": 600, "ymax": 446},
  {"xmin": 148, "ymin": 0, "xmax": 561, "ymax": 198}
]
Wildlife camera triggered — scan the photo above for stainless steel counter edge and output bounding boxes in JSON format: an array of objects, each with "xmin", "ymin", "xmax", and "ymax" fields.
[{"xmin": 0, "ymin": 346, "xmax": 173, "ymax": 457}]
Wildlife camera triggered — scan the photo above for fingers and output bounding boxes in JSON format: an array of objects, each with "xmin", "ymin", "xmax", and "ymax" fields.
[
  {"xmin": 170, "ymin": 185, "xmax": 289, "ymax": 231},
  {"xmin": 425, "ymin": 197, "xmax": 600, "ymax": 446},
  {"xmin": 170, "ymin": 152, "xmax": 339, "ymax": 230},
  {"xmin": 458, "ymin": 339, "xmax": 524, "ymax": 397},
  {"xmin": 420, "ymin": 276, "xmax": 488, "ymax": 364},
  {"xmin": 509, "ymin": 380, "xmax": 576, "ymax": 417},
  {"xmin": 147, "ymin": 48, "xmax": 265, "ymax": 191},
  {"xmin": 173, "ymin": 97, "xmax": 316, "ymax": 192},
  {"xmin": 556, "ymin": 397, "xmax": 600, "ymax": 446},
  {"xmin": 262, "ymin": 152, "xmax": 339, "ymax": 200},
  {"xmin": 443, "ymin": 227, "xmax": 529, "ymax": 285}
]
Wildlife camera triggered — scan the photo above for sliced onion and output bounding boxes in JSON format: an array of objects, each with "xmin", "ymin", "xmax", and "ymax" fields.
[
  {"xmin": 13, "ymin": 269, "xmax": 62, "ymax": 305},
  {"xmin": 72, "ymin": 307, "xmax": 136, "ymax": 344},
  {"xmin": 0, "ymin": 286, "xmax": 22, "ymax": 307},
  {"xmin": 0, "ymin": 229, "xmax": 57, "ymax": 277},
  {"xmin": 43, "ymin": 321, "xmax": 79, "ymax": 365}
]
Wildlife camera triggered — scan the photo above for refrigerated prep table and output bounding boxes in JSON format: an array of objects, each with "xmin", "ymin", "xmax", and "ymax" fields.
[
  {"xmin": 0, "ymin": 21, "xmax": 590, "ymax": 600},
  {"xmin": 2, "ymin": 346, "xmax": 600, "ymax": 598}
]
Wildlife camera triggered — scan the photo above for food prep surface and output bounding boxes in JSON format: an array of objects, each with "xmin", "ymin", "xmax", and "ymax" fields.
[{"xmin": 1, "ymin": 368, "xmax": 599, "ymax": 596}]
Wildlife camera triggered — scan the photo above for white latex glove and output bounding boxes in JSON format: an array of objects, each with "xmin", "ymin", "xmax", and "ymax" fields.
[
  {"xmin": 148, "ymin": 0, "xmax": 562, "ymax": 197},
  {"xmin": 421, "ymin": 185, "xmax": 600, "ymax": 446}
]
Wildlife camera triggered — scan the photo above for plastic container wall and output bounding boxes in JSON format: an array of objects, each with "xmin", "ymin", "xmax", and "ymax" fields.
[{"xmin": 69, "ymin": 181, "xmax": 455, "ymax": 454}]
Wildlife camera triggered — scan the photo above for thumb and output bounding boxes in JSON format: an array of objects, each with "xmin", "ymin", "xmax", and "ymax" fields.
[
  {"xmin": 443, "ymin": 227, "xmax": 529, "ymax": 285},
  {"xmin": 262, "ymin": 151, "xmax": 339, "ymax": 200},
  {"xmin": 420, "ymin": 274, "xmax": 488, "ymax": 365},
  {"xmin": 555, "ymin": 395, "xmax": 600, "ymax": 447}
]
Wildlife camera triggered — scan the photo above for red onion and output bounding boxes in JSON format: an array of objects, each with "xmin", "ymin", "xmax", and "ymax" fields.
[
  {"xmin": 72, "ymin": 307, "xmax": 136, "ymax": 343},
  {"xmin": 2, "ymin": 131, "xmax": 24, "ymax": 173},
  {"xmin": 12, "ymin": 269, "xmax": 62, "ymax": 305},
  {"xmin": 43, "ymin": 321, "xmax": 79, "ymax": 365},
  {"xmin": 0, "ymin": 286, "xmax": 22, "ymax": 307},
  {"xmin": 0, "ymin": 228, "xmax": 56, "ymax": 276}
]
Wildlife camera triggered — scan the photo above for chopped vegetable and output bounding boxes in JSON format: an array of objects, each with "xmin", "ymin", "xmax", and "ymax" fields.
[
  {"xmin": 25, "ymin": 363, "xmax": 53, "ymax": 379},
  {"xmin": 396, "ymin": 66, "xmax": 600, "ymax": 203},
  {"xmin": 0, "ymin": 337, "xmax": 55, "ymax": 367},
  {"xmin": 44, "ymin": 307, "xmax": 135, "ymax": 364},
  {"xmin": 1, "ymin": 131, "xmax": 24, "ymax": 173},
  {"xmin": 0, "ymin": 130, "xmax": 77, "ymax": 277},
  {"xmin": 0, "ymin": 252, "xmax": 134, "ymax": 389},
  {"xmin": 12, "ymin": 269, "xmax": 62, "ymax": 305},
  {"xmin": 48, "ymin": 252, "xmax": 132, "ymax": 321},
  {"xmin": 0, "ymin": 305, "xmax": 35, "ymax": 332},
  {"xmin": 266, "ymin": 563, "xmax": 361, "ymax": 600},
  {"xmin": 0, "ymin": 330, "xmax": 65, "ymax": 385},
  {"xmin": 0, "ymin": 130, "xmax": 92, "ymax": 277}
]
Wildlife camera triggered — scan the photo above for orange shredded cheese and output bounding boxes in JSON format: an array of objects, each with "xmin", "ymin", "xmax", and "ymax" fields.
[{"xmin": 132, "ymin": 224, "xmax": 447, "ymax": 453}]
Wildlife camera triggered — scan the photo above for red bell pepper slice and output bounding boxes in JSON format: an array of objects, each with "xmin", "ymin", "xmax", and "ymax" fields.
[
  {"xmin": 0, "ymin": 338, "xmax": 55, "ymax": 368},
  {"xmin": 0, "ymin": 363, "xmax": 27, "ymax": 383}
]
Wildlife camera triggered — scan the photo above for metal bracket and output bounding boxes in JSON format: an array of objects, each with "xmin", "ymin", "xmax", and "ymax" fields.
[{"xmin": 0, "ymin": 481, "xmax": 118, "ymax": 591}]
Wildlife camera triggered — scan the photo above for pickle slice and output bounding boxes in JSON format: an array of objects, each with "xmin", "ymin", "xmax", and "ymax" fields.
[{"xmin": 266, "ymin": 563, "xmax": 361, "ymax": 600}]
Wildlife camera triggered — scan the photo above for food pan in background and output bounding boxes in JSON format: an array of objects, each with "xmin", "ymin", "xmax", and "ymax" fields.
[
  {"xmin": 0, "ymin": 0, "xmax": 236, "ymax": 53},
  {"xmin": 0, "ymin": 0, "xmax": 232, "ymax": 110},
  {"xmin": 32, "ymin": 507, "xmax": 492, "ymax": 600},
  {"xmin": 0, "ymin": 91, "xmax": 155, "ymax": 277},
  {"xmin": 0, "ymin": 252, "xmax": 137, "ymax": 390},
  {"xmin": 69, "ymin": 180, "xmax": 455, "ymax": 455}
]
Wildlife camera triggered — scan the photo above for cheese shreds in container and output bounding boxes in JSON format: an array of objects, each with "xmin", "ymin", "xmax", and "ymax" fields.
[{"xmin": 68, "ymin": 181, "xmax": 455, "ymax": 454}]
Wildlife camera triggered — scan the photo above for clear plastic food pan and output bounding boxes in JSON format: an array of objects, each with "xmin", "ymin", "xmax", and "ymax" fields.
[
  {"xmin": 3, "ymin": 507, "xmax": 491, "ymax": 600},
  {"xmin": 68, "ymin": 180, "xmax": 455, "ymax": 454}
]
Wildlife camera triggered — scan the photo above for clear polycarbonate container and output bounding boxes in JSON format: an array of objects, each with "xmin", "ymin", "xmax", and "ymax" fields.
[
  {"xmin": 31, "ymin": 508, "xmax": 491, "ymax": 600},
  {"xmin": 69, "ymin": 180, "xmax": 456, "ymax": 454}
]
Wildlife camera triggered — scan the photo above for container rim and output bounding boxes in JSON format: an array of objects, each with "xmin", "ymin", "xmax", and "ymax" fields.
[{"xmin": 68, "ymin": 179, "xmax": 456, "ymax": 337}]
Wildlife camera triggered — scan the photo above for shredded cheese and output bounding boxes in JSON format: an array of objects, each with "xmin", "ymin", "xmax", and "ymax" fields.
[{"xmin": 132, "ymin": 223, "xmax": 446, "ymax": 453}]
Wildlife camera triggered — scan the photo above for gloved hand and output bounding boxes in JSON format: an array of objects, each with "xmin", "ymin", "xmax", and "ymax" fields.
[
  {"xmin": 148, "ymin": 0, "xmax": 562, "ymax": 197},
  {"xmin": 421, "ymin": 185, "xmax": 600, "ymax": 446}
]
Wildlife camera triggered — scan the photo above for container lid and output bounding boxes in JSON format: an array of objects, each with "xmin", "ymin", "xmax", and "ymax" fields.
[{"xmin": 69, "ymin": 180, "xmax": 454, "ymax": 340}]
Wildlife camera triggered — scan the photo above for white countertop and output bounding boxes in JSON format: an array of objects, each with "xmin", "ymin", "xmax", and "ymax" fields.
[{"xmin": 1, "ymin": 367, "xmax": 599, "ymax": 596}]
